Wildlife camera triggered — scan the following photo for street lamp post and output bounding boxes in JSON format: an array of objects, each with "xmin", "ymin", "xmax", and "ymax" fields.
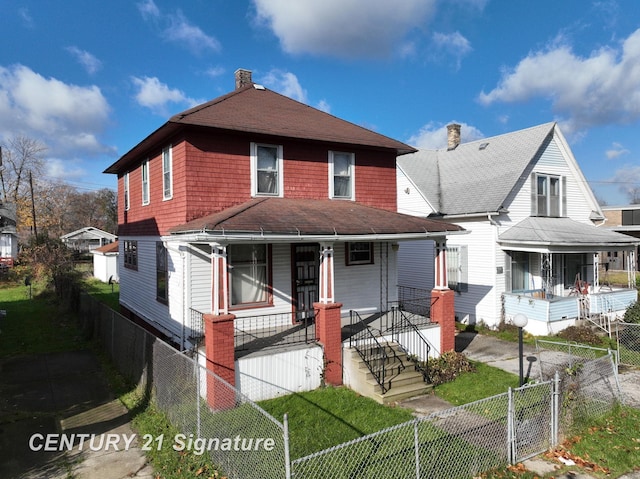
[{"xmin": 512, "ymin": 313, "xmax": 529, "ymax": 387}]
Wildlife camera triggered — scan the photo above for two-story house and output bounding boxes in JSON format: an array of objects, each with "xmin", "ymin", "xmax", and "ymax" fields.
[
  {"xmin": 397, "ymin": 122, "xmax": 639, "ymax": 335},
  {"xmin": 105, "ymin": 70, "xmax": 464, "ymax": 401}
]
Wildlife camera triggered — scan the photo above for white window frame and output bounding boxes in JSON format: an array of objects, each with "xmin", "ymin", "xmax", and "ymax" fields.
[
  {"xmin": 229, "ymin": 244, "xmax": 271, "ymax": 307},
  {"xmin": 141, "ymin": 159, "xmax": 150, "ymax": 205},
  {"xmin": 123, "ymin": 172, "xmax": 130, "ymax": 211},
  {"xmin": 250, "ymin": 143, "xmax": 283, "ymax": 197},
  {"xmin": 329, "ymin": 151, "xmax": 355, "ymax": 200},
  {"xmin": 532, "ymin": 173, "xmax": 565, "ymax": 217},
  {"xmin": 162, "ymin": 145, "xmax": 173, "ymax": 200},
  {"xmin": 446, "ymin": 245, "xmax": 468, "ymax": 292}
]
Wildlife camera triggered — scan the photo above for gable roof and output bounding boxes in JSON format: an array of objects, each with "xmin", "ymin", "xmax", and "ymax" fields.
[
  {"xmin": 60, "ymin": 226, "xmax": 117, "ymax": 241},
  {"xmin": 168, "ymin": 197, "xmax": 465, "ymax": 242},
  {"xmin": 398, "ymin": 122, "xmax": 557, "ymax": 216},
  {"xmin": 498, "ymin": 217, "xmax": 639, "ymax": 251},
  {"xmin": 91, "ymin": 240, "xmax": 119, "ymax": 255},
  {"xmin": 105, "ymin": 84, "xmax": 415, "ymax": 174}
]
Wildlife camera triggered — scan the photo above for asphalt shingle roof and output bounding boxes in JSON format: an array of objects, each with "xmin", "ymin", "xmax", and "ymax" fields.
[{"xmin": 398, "ymin": 123, "xmax": 556, "ymax": 216}]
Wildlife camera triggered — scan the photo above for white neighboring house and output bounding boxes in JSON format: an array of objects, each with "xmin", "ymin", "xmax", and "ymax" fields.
[
  {"xmin": 397, "ymin": 122, "xmax": 639, "ymax": 335},
  {"xmin": 0, "ymin": 202, "xmax": 17, "ymax": 267},
  {"xmin": 61, "ymin": 227, "xmax": 117, "ymax": 253},
  {"xmin": 91, "ymin": 240, "xmax": 119, "ymax": 283}
]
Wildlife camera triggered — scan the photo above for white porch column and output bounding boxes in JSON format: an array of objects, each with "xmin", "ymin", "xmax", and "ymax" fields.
[
  {"xmin": 210, "ymin": 243, "xmax": 229, "ymax": 315},
  {"xmin": 434, "ymin": 238, "xmax": 448, "ymax": 290},
  {"xmin": 593, "ymin": 253, "xmax": 600, "ymax": 289},
  {"xmin": 628, "ymin": 250, "xmax": 636, "ymax": 288},
  {"xmin": 319, "ymin": 242, "xmax": 335, "ymax": 304}
]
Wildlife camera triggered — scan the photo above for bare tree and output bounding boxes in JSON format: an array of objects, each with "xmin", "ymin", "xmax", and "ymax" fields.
[{"xmin": 0, "ymin": 135, "xmax": 46, "ymax": 204}]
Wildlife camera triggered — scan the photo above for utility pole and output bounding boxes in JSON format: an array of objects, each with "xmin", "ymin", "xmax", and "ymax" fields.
[{"xmin": 29, "ymin": 171, "xmax": 37, "ymax": 240}]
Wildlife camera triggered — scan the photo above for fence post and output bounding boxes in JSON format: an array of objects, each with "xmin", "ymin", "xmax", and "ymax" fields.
[
  {"xmin": 284, "ymin": 413, "xmax": 291, "ymax": 479},
  {"xmin": 414, "ymin": 420, "xmax": 420, "ymax": 479},
  {"xmin": 507, "ymin": 387, "xmax": 515, "ymax": 464},
  {"xmin": 552, "ymin": 371, "xmax": 560, "ymax": 448},
  {"xmin": 196, "ymin": 356, "xmax": 201, "ymax": 438}
]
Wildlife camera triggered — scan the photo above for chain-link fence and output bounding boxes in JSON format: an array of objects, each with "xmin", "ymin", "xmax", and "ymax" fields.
[
  {"xmin": 616, "ymin": 322, "xmax": 640, "ymax": 367},
  {"xmin": 79, "ymin": 293, "xmax": 289, "ymax": 479},
  {"xmin": 78, "ymin": 293, "xmax": 622, "ymax": 479}
]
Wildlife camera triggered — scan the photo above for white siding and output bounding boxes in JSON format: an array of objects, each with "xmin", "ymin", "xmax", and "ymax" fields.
[
  {"xmin": 396, "ymin": 167, "xmax": 436, "ymax": 216},
  {"xmin": 189, "ymin": 244, "xmax": 212, "ymax": 313},
  {"xmin": 397, "ymin": 240, "xmax": 435, "ymax": 291},
  {"xmin": 92, "ymin": 254, "xmax": 119, "ymax": 283}
]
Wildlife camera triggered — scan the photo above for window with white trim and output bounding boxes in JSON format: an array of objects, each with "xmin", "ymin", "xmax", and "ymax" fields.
[
  {"xmin": 156, "ymin": 241, "xmax": 168, "ymax": 303},
  {"xmin": 346, "ymin": 242, "xmax": 373, "ymax": 265},
  {"xmin": 141, "ymin": 159, "xmax": 150, "ymax": 205},
  {"xmin": 531, "ymin": 173, "xmax": 565, "ymax": 217},
  {"xmin": 229, "ymin": 244, "xmax": 271, "ymax": 306},
  {"xmin": 329, "ymin": 151, "xmax": 354, "ymax": 199},
  {"xmin": 251, "ymin": 143, "xmax": 283, "ymax": 196},
  {"xmin": 162, "ymin": 145, "xmax": 173, "ymax": 200},
  {"xmin": 446, "ymin": 245, "xmax": 468, "ymax": 292},
  {"xmin": 123, "ymin": 172, "xmax": 130, "ymax": 211},
  {"xmin": 124, "ymin": 240, "xmax": 137, "ymax": 270}
]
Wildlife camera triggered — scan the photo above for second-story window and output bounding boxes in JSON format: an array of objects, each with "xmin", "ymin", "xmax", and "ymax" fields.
[
  {"xmin": 163, "ymin": 145, "xmax": 173, "ymax": 200},
  {"xmin": 532, "ymin": 173, "xmax": 565, "ymax": 217},
  {"xmin": 141, "ymin": 159, "xmax": 150, "ymax": 205},
  {"xmin": 329, "ymin": 151, "xmax": 354, "ymax": 199},
  {"xmin": 251, "ymin": 143, "xmax": 283, "ymax": 197},
  {"xmin": 123, "ymin": 172, "xmax": 130, "ymax": 211}
]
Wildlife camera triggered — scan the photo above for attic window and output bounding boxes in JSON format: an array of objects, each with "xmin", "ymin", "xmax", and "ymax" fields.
[
  {"xmin": 479, "ymin": 142, "xmax": 489, "ymax": 150},
  {"xmin": 253, "ymin": 84, "xmax": 265, "ymax": 90}
]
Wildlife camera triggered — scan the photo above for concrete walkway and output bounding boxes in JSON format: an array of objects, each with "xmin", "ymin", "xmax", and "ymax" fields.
[{"xmin": 0, "ymin": 350, "xmax": 154, "ymax": 479}]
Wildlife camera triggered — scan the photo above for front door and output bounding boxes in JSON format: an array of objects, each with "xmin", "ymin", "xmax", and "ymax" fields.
[{"xmin": 292, "ymin": 244, "xmax": 319, "ymax": 321}]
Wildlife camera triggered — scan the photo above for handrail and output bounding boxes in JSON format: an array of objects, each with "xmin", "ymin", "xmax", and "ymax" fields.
[
  {"xmin": 349, "ymin": 310, "xmax": 405, "ymax": 394},
  {"xmin": 391, "ymin": 306, "xmax": 432, "ymax": 383}
]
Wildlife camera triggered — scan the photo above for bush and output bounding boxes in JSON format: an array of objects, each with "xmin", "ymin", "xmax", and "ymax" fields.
[
  {"xmin": 557, "ymin": 325, "xmax": 604, "ymax": 346},
  {"xmin": 427, "ymin": 351, "xmax": 475, "ymax": 386},
  {"xmin": 623, "ymin": 301, "xmax": 640, "ymax": 324}
]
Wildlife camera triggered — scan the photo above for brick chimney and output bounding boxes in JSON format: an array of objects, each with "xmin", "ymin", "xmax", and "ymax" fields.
[
  {"xmin": 235, "ymin": 69, "xmax": 253, "ymax": 89},
  {"xmin": 447, "ymin": 123, "xmax": 461, "ymax": 150}
]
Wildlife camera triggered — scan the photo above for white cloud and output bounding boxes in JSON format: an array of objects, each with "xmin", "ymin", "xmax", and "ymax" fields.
[
  {"xmin": 0, "ymin": 64, "xmax": 113, "ymax": 157},
  {"xmin": 478, "ymin": 28, "xmax": 640, "ymax": 134},
  {"xmin": 609, "ymin": 165, "xmax": 640, "ymax": 201},
  {"xmin": 205, "ymin": 66, "xmax": 226, "ymax": 78},
  {"xmin": 252, "ymin": 0, "xmax": 436, "ymax": 58},
  {"xmin": 259, "ymin": 69, "xmax": 308, "ymax": 103},
  {"xmin": 606, "ymin": 142, "xmax": 630, "ymax": 160},
  {"xmin": 138, "ymin": 0, "xmax": 220, "ymax": 55},
  {"xmin": 316, "ymin": 99, "xmax": 331, "ymax": 113},
  {"xmin": 407, "ymin": 121, "xmax": 484, "ymax": 149},
  {"xmin": 18, "ymin": 7, "xmax": 34, "ymax": 28},
  {"xmin": 66, "ymin": 46, "xmax": 103, "ymax": 75},
  {"xmin": 132, "ymin": 76, "xmax": 200, "ymax": 115},
  {"xmin": 431, "ymin": 31, "xmax": 473, "ymax": 69},
  {"xmin": 46, "ymin": 158, "xmax": 87, "ymax": 181}
]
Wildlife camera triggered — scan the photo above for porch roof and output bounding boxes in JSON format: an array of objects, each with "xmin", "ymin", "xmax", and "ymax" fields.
[
  {"xmin": 498, "ymin": 217, "xmax": 640, "ymax": 252},
  {"xmin": 167, "ymin": 198, "xmax": 466, "ymax": 243}
]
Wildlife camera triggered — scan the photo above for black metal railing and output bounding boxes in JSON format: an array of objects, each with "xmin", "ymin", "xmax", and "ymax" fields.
[
  {"xmin": 396, "ymin": 285, "xmax": 432, "ymax": 318},
  {"xmin": 349, "ymin": 310, "xmax": 405, "ymax": 394},
  {"xmin": 189, "ymin": 308, "xmax": 205, "ymax": 347},
  {"xmin": 390, "ymin": 306, "xmax": 431, "ymax": 383},
  {"xmin": 234, "ymin": 310, "xmax": 317, "ymax": 355}
]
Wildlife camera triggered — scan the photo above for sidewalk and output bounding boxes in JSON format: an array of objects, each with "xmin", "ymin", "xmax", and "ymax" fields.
[{"xmin": 0, "ymin": 350, "xmax": 154, "ymax": 479}]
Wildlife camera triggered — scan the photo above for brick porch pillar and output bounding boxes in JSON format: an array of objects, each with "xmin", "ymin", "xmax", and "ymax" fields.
[
  {"xmin": 314, "ymin": 302, "xmax": 343, "ymax": 386},
  {"xmin": 431, "ymin": 289, "xmax": 455, "ymax": 353},
  {"xmin": 204, "ymin": 313, "xmax": 236, "ymax": 410}
]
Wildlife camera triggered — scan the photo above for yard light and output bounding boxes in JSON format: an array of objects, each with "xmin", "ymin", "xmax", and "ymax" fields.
[{"xmin": 512, "ymin": 313, "xmax": 529, "ymax": 387}]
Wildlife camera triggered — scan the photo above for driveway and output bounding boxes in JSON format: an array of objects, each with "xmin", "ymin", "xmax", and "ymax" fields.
[{"xmin": 0, "ymin": 350, "xmax": 153, "ymax": 479}]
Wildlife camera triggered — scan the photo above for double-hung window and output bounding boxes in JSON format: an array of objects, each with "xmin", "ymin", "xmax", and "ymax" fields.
[
  {"xmin": 329, "ymin": 151, "xmax": 354, "ymax": 199},
  {"xmin": 123, "ymin": 172, "xmax": 130, "ymax": 211},
  {"xmin": 251, "ymin": 143, "xmax": 283, "ymax": 196},
  {"xmin": 346, "ymin": 242, "xmax": 373, "ymax": 265},
  {"xmin": 532, "ymin": 173, "xmax": 565, "ymax": 217},
  {"xmin": 162, "ymin": 145, "xmax": 173, "ymax": 200},
  {"xmin": 141, "ymin": 159, "xmax": 150, "ymax": 205},
  {"xmin": 229, "ymin": 244, "xmax": 270, "ymax": 306},
  {"xmin": 123, "ymin": 240, "xmax": 137, "ymax": 270}
]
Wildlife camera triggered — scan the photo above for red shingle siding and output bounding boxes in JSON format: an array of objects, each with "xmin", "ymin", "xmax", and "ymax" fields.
[{"xmin": 118, "ymin": 128, "xmax": 399, "ymax": 235}]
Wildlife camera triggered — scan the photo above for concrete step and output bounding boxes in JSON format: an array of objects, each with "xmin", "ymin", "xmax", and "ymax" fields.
[{"xmin": 364, "ymin": 369, "xmax": 426, "ymax": 390}]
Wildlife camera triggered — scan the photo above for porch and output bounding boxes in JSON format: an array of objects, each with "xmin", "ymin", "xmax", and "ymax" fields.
[{"xmin": 503, "ymin": 287, "xmax": 637, "ymax": 336}]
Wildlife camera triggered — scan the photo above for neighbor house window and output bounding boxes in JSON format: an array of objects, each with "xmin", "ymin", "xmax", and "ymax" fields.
[
  {"xmin": 532, "ymin": 173, "xmax": 565, "ymax": 217},
  {"xmin": 622, "ymin": 209, "xmax": 640, "ymax": 225},
  {"xmin": 446, "ymin": 245, "xmax": 468, "ymax": 292},
  {"xmin": 509, "ymin": 251, "xmax": 529, "ymax": 292},
  {"xmin": 123, "ymin": 240, "xmax": 137, "ymax": 270},
  {"xmin": 141, "ymin": 159, "xmax": 150, "ymax": 205},
  {"xmin": 251, "ymin": 143, "xmax": 283, "ymax": 196},
  {"xmin": 123, "ymin": 172, "xmax": 130, "ymax": 211},
  {"xmin": 156, "ymin": 242, "xmax": 168, "ymax": 303},
  {"xmin": 229, "ymin": 244, "xmax": 271, "ymax": 306},
  {"xmin": 329, "ymin": 151, "xmax": 354, "ymax": 199},
  {"xmin": 346, "ymin": 242, "xmax": 373, "ymax": 265},
  {"xmin": 162, "ymin": 145, "xmax": 173, "ymax": 200}
]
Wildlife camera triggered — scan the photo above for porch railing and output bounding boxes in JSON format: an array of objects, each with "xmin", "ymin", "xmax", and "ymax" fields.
[
  {"xmin": 390, "ymin": 306, "xmax": 431, "ymax": 382},
  {"xmin": 349, "ymin": 310, "xmax": 405, "ymax": 394},
  {"xmin": 189, "ymin": 308, "xmax": 205, "ymax": 347},
  {"xmin": 234, "ymin": 310, "xmax": 317, "ymax": 354},
  {"xmin": 396, "ymin": 285, "xmax": 432, "ymax": 318}
]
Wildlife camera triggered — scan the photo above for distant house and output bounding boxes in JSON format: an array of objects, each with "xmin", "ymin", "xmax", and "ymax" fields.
[
  {"xmin": 397, "ymin": 122, "xmax": 639, "ymax": 335},
  {"xmin": 601, "ymin": 205, "xmax": 640, "ymax": 272},
  {"xmin": 0, "ymin": 202, "xmax": 18, "ymax": 267},
  {"xmin": 60, "ymin": 227, "xmax": 117, "ymax": 253},
  {"xmin": 91, "ymin": 240, "xmax": 119, "ymax": 283}
]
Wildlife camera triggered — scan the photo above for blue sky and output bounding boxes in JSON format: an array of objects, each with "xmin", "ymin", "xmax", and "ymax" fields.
[{"xmin": 1, "ymin": 0, "xmax": 640, "ymax": 205}]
